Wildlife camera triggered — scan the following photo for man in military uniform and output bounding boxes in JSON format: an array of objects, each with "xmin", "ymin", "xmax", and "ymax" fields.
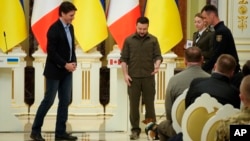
[
  {"xmin": 215, "ymin": 75, "xmax": 250, "ymax": 141},
  {"xmin": 201, "ymin": 4, "xmax": 241, "ymax": 74},
  {"xmin": 120, "ymin": 16, "xmax": 163, "ymax": 140}
]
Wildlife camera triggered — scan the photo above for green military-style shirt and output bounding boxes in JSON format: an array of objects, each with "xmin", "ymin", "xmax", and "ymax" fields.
[
  {"xmin": 120, "ymin": 33, "xmax": 163, "ymax": 78},
  {"xmin": 215, "ymin": 107, "xmax": 250, "ymax": 141}
]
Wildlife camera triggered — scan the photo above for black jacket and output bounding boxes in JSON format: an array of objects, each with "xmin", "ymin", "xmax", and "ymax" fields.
[
  {"xmin": 202, "ymin": 22, "xmax": 240, "ymax": 73},
  {"xmin": 43, "ymin": 19, "xmax": 77, "ymax": 80},
  {"xmin": 185, "ymin": 73, "xmax": 240, "ymax": 109}
]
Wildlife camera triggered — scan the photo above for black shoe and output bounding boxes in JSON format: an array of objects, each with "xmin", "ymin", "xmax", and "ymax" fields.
[
  {"xmin": 30, "ymin": 133, "xmax": 45, "ymax": 141},
  {"xmin": 55, "ymin": 133, "xmax": 78, "ymax": 140}
]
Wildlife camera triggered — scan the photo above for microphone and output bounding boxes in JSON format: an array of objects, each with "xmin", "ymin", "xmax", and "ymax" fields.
[{"xmin": 3, "ymin": 31, "xmax": 8, "ymax": 54}]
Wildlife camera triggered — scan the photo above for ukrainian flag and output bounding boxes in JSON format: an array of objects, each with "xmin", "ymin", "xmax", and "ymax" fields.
[
  {"xmin": 145, "ymin": 0, "xmax": 183, "ymax": 54},
  {"xmin": 7, "ymin": 57, "xmax": 19, "ymax": 65},
  {"xmin": 72, "ymin": 0, "xmax": 108, "ymax": 52},
  {"xmin": 0, "ymin": 0, "xmax": 28, "ymax": 53}
]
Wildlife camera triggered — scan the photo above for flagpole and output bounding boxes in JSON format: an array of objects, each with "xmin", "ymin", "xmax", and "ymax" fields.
[
  {"xmin": 142, "ymin": 0, "xmax": 147, "ymax": 16},
  {"xmin": 3, "ymin": 31, "xmax": 8, "ymax": 54},
  {"xmin": 105, "ymin": 0, "xmax": 110, "ymax": 17}
]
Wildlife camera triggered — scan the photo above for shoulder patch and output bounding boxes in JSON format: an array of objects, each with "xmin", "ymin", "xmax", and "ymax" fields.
[{"xmin": 216, "ymin": 35, "xmax": 222, "ymax": 42}]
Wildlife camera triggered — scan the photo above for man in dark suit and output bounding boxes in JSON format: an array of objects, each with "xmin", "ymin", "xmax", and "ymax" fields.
[
  {"xmin": 30, "ymin": 2, "xmax": 77, "ymax": 141},
  {"xmin": 201, "ymin": 4, "xmax": 240, "ymax": 74},
  {"xmin": 185, "ymin": 54, "xmax": 240, "ymax": 109}
]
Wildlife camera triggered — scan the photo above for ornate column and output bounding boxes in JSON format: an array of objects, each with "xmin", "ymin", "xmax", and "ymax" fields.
[
  {"xmin": 10, "ymin": 48, "xmax": 26, "ymax": 113},
  {"xmin": 105, "ymin": 45, "xmax": 129, "ymax": 131},
  {"xmin": 154, "ymin": 52, "xmax": 177, "ymax": 116},
  {"xmin": 0, "ymin": 47, "xmax": 26, "ymax": 131},
  {"xmin": 70, "ymin": 47, "xmax": 103, "ymax": 114}
]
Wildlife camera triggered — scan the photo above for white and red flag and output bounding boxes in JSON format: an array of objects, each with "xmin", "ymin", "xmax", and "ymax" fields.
[
  {"xmin": 107, "ymin": 0, "xmax": 141, "ymax": 50},
  {"xmin": 31, "ymin": 0, "xmax": 62, "ymax": 53},
  {"xmin": 109, "ymin": 58, "xmax": 121, "ymax": 66}
]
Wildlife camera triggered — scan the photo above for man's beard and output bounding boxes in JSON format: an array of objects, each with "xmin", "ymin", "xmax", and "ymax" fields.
[{"xmin": 138, "ymin": 32, "xmax": 147, "ymax": 38}]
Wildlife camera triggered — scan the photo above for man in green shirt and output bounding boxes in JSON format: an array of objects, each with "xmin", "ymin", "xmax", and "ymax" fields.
[{"xmin": 120, "ymin": 16, "xmax": 163, "ymax": 140}]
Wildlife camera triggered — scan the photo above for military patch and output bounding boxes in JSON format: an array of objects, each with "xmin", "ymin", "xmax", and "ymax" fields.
[{"xmin": 216, "ymin": 35, "xmax": 222, "ymax": 42}]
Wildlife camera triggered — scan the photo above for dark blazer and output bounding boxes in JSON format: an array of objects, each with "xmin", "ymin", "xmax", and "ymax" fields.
[
  {"xmin": 192, "ymin": 27, "xmax": 214, "ymax": 63},
  {"xmin": 202, "ymin": 21, "xmax": 240, "ymax": 73},
  {"xmin": 185, "ymin": 73, "xmax": 240, "ymax": 109},
  {"xmin": 43, "ymin": 19, "xmax": 77, "ymax": 80}
]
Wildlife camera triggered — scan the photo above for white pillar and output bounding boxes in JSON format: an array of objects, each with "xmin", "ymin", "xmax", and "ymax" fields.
[
  {"xmin": 70, "ymin": 47, "xmax": 103, "ymax": 114},
  {"xmin": 163, "ymin": 52, "xmax": 177, "ymax": 85},
  {"xmin": 154, "ymin": 52, "xmax": 177, "ymax": 116},
  {"xmin": 105, "ymin": 45, "xmax": 129, "ymax": 131},
  {"xmin": 0, "ymin": 47, "xmax": 25, "ymax": 131},
  {"xmin": 10, "ymin": 48, "xmax": 26, "ymax": 114}
]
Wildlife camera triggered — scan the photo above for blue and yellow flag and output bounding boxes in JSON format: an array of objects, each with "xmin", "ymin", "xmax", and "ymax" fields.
[
  {"xmin": 100, "ymin": 0, "xmax": 105, "ymax": 10},
  {"xmin": 72, "ymin": 0, "xmax": 108, "ymax": 52},
  {"xmin": 0, "ymin": 0, "xmax": 27, "ymax": 53},
  {"xmin": 144, "ymin": 0, "xmax": 183, "ymax": 54}
]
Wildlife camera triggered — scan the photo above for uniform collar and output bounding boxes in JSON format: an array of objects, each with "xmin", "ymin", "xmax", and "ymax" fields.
[
  {"xmin": 214, "ymin": 21, "xmax": 224, "ymax": 30},
  {"xmin": 211, "ymin": 72, "xmax": 230, "ymax": 82}
]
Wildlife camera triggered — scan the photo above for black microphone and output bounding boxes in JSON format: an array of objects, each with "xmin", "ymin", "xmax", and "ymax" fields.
[{"xmin": 3, "ymin": 31, "xmax": 8, "ymax": 54}]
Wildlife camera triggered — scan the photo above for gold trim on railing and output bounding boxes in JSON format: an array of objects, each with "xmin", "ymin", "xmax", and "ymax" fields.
[
  {"xmin": 82, "ymin": 70, "xmax": 90, "ymax": 100},
  {"xmin": 156, "ymin": 69, "xmax": 166, "ymax": 101},
  {"xmin": 12, "ymin": 70, "xmax": 14, "ymax": 99}
]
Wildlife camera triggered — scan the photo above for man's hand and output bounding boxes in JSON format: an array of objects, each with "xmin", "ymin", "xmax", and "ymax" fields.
[
  {"xmin": 151, "ymin": 60, "xmax": 161, "ymax": 75},
  {"xmin": 65, "ymin": 62, "xmax": 77, "ymax": 72},
  {"xmin": 151, "ymin": 66, "xmax": 160, "ymax": 75},
  {"xmin": 124, "ymin": 74, "xmax": 132, "ymax": 86}
]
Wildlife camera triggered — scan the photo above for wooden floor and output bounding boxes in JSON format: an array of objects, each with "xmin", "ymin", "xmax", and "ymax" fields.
[{"xmin": 0, "ymin": 114, "xmax": 160, "ymax": 141}]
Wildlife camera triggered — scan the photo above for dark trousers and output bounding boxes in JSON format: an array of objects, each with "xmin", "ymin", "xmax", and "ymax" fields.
[
  {"xmin": 128, "ymin": 76, "xmax": 156, "ymax": 131},
  {"xmin": 32, "ymin": 73, "xmax": 72, "ymax": 135}
]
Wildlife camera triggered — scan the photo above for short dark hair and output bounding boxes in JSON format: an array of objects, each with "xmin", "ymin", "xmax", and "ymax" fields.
[
  {"xmin": 216, "ymin": 54, "xmax": 236, "ymax": 74},
  {"xmin": 201, "ymin": 4, "xmax": 218, "ymax": 17},
  {"xmin": 59, "ymin": 1, "xmax": 77, "ymax": 16},
  {"xmin": 185, "ymin": 47, "xmax": 202, "ymax": 62},
  {"xmin": 136, "ymin": 17, "xmax": 149, "ymax": 24},
  {"xmin": 242, "ymin": 60, "xmax": 250, "ymax": 76}
]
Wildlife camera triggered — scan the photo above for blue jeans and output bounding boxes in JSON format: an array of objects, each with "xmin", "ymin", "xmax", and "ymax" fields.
[{"xmin": 32, "ymin": 73, "xmax": 72, "ymax": 135}]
